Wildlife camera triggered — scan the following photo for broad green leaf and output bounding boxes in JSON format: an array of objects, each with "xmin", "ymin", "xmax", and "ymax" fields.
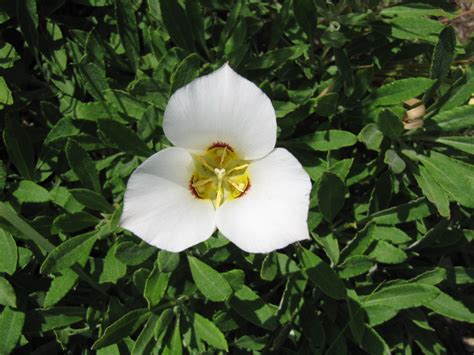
[
  {"xmin": 0, "ymin": 276, "xmax": 16, "ymax": 307},
  {"xmin": 229, "ymin": 285, "xmax": 277, "ymax": 330},
  {"xmin": 77, "ymin": 62, "xmax": 109, "ymax": 102},
  {"xmin": 260, "ymin": 253, "xmax": 278, "ymax": 281},
  {"xmin": 339, "ymin": 255, "xmax": 374, "ymax": 279},
  {"xmin": 92, "ymin": 309, "xmax": 150, "ymax": 349},
  {"xmin": 0, "ymin": 229, "xmax": 17, "ymax": 275},
  {"xmin": 44, "ymin": 269, "xmax": 79, "ymax": 307},
  {"xmin": 193, "ymin": 312, "xmax": 228, "ymax": 351},
  {"xmin": 144, "ymin": 266, "xmax": 170, "ymax": 308},
  {"xmin": 245, "ymin": 45, "xmax": 308, "ymax": 70},
  {"xmin": 430, "ymin": 27, "xmax": 456, "ymax": 81},
  {"xmin": 384, "ymin": 149, "xmax": 406, "ymax": 174},
  {"xmin": 419, "ymin": 151, "xmax": 474, "ymax": 208},
  {"xmin": 368, "ymin": 77, "xmax": 434, "ymax": 108},
  {"xmin": 0, "ymin": 42, "xmax": 19, "ymax": 69},
  {"xmin": 70, "ymin": 188, "xmax": 114, "ymax": 213},
  {"xmin": 358, "ymin": 124, "xmax": 383, "ymax": 151},
  {"xmin": 104, "ymin": 90, "xmax": 147, "ymax": 119},
  {"xmin": 425, "ymin": 291, "xmax": 474, "ymax": 323},
  {"xmin": 41, "ymin": 231, "xmax": 100, "ymax": 274},
  {"xmin": 377, "ymin": 110, "xmax": 403, "ymax": 139},
  {"xmin": 170, "ymin": 53, "xmax": 200, "ymax": 94},
  {"xmin": 425, "ymin": 105, "xmax": 474, "ymax": 131},
  {"xmin": 188, "ymin": 256, "xmax": 232, "ymax": 302},
  {"xmin": 98, "ymin": 119, "xmax": 152, "ymax": 157},
  {"xmin": 369, "ymin": 240, "xmax": 407, "ymax": 264},
  {"xmin": 361, "ymin": 326, "xmax": 391, "ymax": 355},
  {"xmin": 439, "ymin": 69, "xmax": 474, "ymax": 111},
  {"xmin": 299, "ymin": 248, "xmax": 346, "ymax": 300},
  {"xmin": 298, "ymin": 130, "xmax": 358, "ymax": 151},
  {"xmin": 157, "ymin": 250, "xmax": 180, "ymax": 273},
  {"xmin": 3, "ymin": 116, "xmax": 35, "ymax": 180},
  {"xmin": 66, "ymin": 139, "xmax": 101, "ymax": 193},
  {"xmin": 13, "ymin": 180, "xmax": 50, "ymax": 203},
  {"xmin": 115, "ymin": 241, "xmax": 156, "ymax": 266},
  {"xmin": 318, "ymin": 172, "xmax": 345, "ymax": 223},
  {"xmin": 0, "ymin": 76, "xmax": 13, "ymax": 107},
  {"xmin": 0, "ymin": 307, "xmax": 25, "ymax": 354},
  {"xmin": 370, "ymin": 225, "xmax": 411, "ymax": 244},
  {"xmin": 389, "ymin": 17, "xmax": 444, "ymax": 43},
  {"xmin": 115, "ymin": 0, "xmax": 139, "ymax": 72},
  {"xmin": 53, "ymin": 211, "xmax": 100, "ymax": 233},
  {"xmin": 362, "ymin": 283, "xmax": 439, "ymax": 309},
  {"xmin": 44, "ymin": 117, "xmax": 81, "ymax": 145},
  {"xmin": 99, "ymin": 243, "xmax": 127, "ymax": 284}
]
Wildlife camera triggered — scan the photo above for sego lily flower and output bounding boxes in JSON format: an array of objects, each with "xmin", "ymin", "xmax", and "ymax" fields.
[{"xmin": 120, "ymin": 64, "xmax": 311, "ymax": 253}]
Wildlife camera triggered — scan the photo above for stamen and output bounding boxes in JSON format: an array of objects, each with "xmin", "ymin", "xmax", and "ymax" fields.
[
  {"xmin": 227, "ymin": 163, "xmax": 249, "ymax": 174},
  {"xmin": 219, "ymin": 146, "xmax": 227, "ymax": 167},
  {"xmin": 195, "ymin": 155, "xmax": 214, "ymax": 172},
  {"xmin": 192, "ymin": 178, "xmax": 213, "ymax": 188}
]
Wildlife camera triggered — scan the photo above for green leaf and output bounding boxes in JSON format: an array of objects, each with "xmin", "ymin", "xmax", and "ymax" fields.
[
  {"xmin": 368, "ymin": 77, "xmax": 434, "ymax": 108},
  {"xmin": 69, "ymin": 188, "xmax": 114, "ymax": 213},
  {"xmin": 419, "ymin": 151, "xmax": 474, "ymax": 208},
  {"xmin": 99, "ymin": 243, "xmax": 127, "ymax": 284},
  {"xmin": 66, "ymin": 139, "xmax": 101, "ymax": 193},
  {"xmin": 40, "ymin": 231, "xmax": 100, "ymax": 274},
  {"xmin": 13, "ymin": 180, "xmax": 50, "ymax": 203},
  {"xmin": 299, "ymin": 248, "xmax": 347, "ymax": 300},
  {"xmin": 389, "ymin": 17, "xmax": 444, "ymax": 43},
  {"xmin": 163, "ymin": 318, "xmax": 182, "ymax": 355},
  {"xmin": 92, "ymin": 309, "xmax": 150, "ymax": 349},
  {"xmin": 187, "ymin": 256, "xmax": 232, "ymax": 302},
  {"xmin": 260, "ymin": 253, "xmax": 278, "ymax": 281},
  {"xmin": 160, "ymin": 0, "xmax": 196, "ymax": 52},
  {"xmin": 412, "ymin": 164, "xmax": 450, "ymax": 217},
  {"xmin": 144, "ymin": 265, "xmax": 170, "ymax": 308},
  {"xmin": 44, "ymin": 270, "xmax": 79, "ymax": 307},
  {"xmin": 377, "ymin": 110, "xmax": 403, "ymax": 139},
  {"xmin": 0, "ymin": 276, "xmax": 16, "ymax": 307},
  {"xmin": 53, "ymin": 211, "xmax": 100, "ymax": 233},
  {"xmin": 318, "ymin": 172, "xmax": 345, "ymax": 223},
  {"xmin": 430, "ymin": 27, "xmax": 456, "ymax": 81},
  {"xmin": 430, "ymin": 136, "xmax": 474, "ymax": 155},
  {"xmin": 16, "ymin": 0, "xmax": 38, "ymax": 49},
  {"xmin": 229, "ymin": 285, "xmax": 277, "ymax": 330},
  {"xmin": 368, "ymin": 240, "xmax": 407, "ymax": 264},
  {"xmin": 425, "ymin": 290, "xmax": 474, "ymax": 323},
  {"xmin": 157, "ymin": 250, "xmax": 180, "ymax": 273},
  {"xmin": 77, "ymin": 62, "xmax": 110, "ymax": 102},
  {"xmin": 0, "ymin": 307, "xmax": 25, "ymax": 355},
  {"xmin": 131, "ymin": 314, "xmax": 159, "ymax": 355},
  {"xmin": 115, "ymin": 0, "xmax": 139, "ymax": 72},
  {"xmin": 335, "ymin": 48, "xmax": 354, "ymax": 96},
  {"xmin": 193, "ymin": 312, "xmax": 229, "ymax": 351},
  {"xmin": 365, "ymin": 197, "xmax": 435, "ymax": 225},
  {"xmin": 358, "ymin": 124, "xmax": 383, "ymax": 151},
  {"xmin": 153, "ymin": 308, "xmax": 174, "ymax": 342},
  {"xmin": 98, "ymin": 119, "xmax": 152, "ymax": 157},
  {"xmin": 339, "ymin": 255, "xmax": 375, "ymax": 279},
  {"xmin": 293, "ymin": 0, "xmax": 317, "ymax": 39},
  {"xmin": 384, "ymin": 149, "xmax": 406, "ymax": 174},
  {"xmin": 298, "ymin": 130, "xmax": 358, "ymax": 151},
  {"xmin": 370, "ymin": 225, "xmax": 411, "ymax": 244},
  {"xmin": 425, "ymin": 105, "xmax": 474, "ymax": 131},
  {"xmin": 0, "ymin": 229, "xmax": 17, "ymax": 275},
  {"xmin": 0, "ymin": 76, "xmax": 13, "ymax": 107},
  {"xmin": 170, "ymin": 53, "xmax": 200, "ymax": 94},
  {"xmin": 115, "ymin": 241, "xmax": 156, "ymax": 266},
  {"xmin": 3, "ymin": 116, "xmax": 35, "ymax": 180}
]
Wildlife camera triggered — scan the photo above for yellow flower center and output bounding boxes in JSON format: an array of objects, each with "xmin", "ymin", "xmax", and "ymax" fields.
[{"xmin": 189, "ymin": 143, "xmax": 250, "ymax": 208}]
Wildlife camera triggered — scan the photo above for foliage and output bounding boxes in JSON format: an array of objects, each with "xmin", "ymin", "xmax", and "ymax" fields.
[{"xmin": 0, "ymin": 0, "xmax": 473, "ymax": 353}]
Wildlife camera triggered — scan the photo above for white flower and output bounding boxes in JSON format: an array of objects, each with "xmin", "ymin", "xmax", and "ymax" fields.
[{"xmin": 120, "ymin": 64, "xmax": 311, "ymax": 253}]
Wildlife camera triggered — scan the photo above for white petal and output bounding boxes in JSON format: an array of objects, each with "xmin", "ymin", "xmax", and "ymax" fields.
[
  {"xmin": 216, "ymin": 148, "xmax": 311, "ymax": 253},
  {"xmin": 163, "ymin": 64, "xmax": 276, "ymax": 160},
  {"xmin": 120, "ymin": 147, "xmax": 216, "ymax": 252}
]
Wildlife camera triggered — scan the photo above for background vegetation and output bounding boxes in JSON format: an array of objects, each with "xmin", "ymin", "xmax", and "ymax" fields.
[{"xmin": 0, "ymin": 0, "xmax": 473, "ymax": 353}]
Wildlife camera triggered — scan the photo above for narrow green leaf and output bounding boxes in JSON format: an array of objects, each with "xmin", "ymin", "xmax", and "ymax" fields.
[
  {"xmin": 132, "ymin": 314, "xmax": 160, "ymax": 355},
  {"xmin": 413, "ymin": 164, "xmax": 450, "ymax": 217},
  {"xmin": 40, "ymin": 231, "xmax": 100, "ymax": 274},
  {"xmin": 299, "ymin": 248, "xmax": 347, "ymax": 300},
  {"xmin": 187, "ymin": 256, "xmax": 232, "ymax": 302},
  {"xmin": 92, "ymin": 309, "xmax": 150, "ymax": 349},
  {"xmin": 377, "ymin": 109, "xmax": 403, "ymax": 139},
  {"xmin": 369, "ymin": 77, "xmax": 434, "ymax": 108},
  {"xmin": 98, "ymin": 119, "xmax": 152, "ymax": 157},
  {"xmin": 339, "ymin": 255, "xmax": 374, "ymax": 279},
  {"xmin": 425, "ymin": 291, "xmax": 474, "ymax": 323},
  {"xmin": 116, "ymin": 0, "xmax": 139, "ymax": 72},
  {"xmin": 17, "ymin": 0, "xmax": 38, "ymax": 49},
  {"xmin": 160, "ymin": 0, "xmax": 195, "ymax": 52},
  {"xmin": 13, "ymin": 180, "xmax": 50, "ymax": 203},
  {"xmin": 170, "ymin": 53, "xmax": 200, "ymax": 94},
  {"xmin": 0, "ymin": 76, "xmax": 13, "ymax": 107},
  {"xmin": 115, "ymin": 241, "xmax": 156, "ymax": 266},
  {"xmin": 369, "ymin": 240, "xmax": 407, "ymax": 264},
  {"xmin": 3, "ymin": 116, "xmax": 35, "ymax": 180},
  {"xmin": 430, "ymin": 27, "xmax": 456, "ymax": 81},
  {"xmin": 157, "ymin": 250, "xmax": 180, "ymax": 273},
  {"xmin": 298, "ymin": 130, "xmax": 358, "ymax": 151},
  {"xmin": 364, "ymin": 197, "xmax": 435, "ymax": 225},
  {"xmin": 99, "ymin": 243, "xmax": 127, "ymax": 284},
  {"xmin": 144, "ymin": 266, "xmax": 170, "ymax": 308},
  {"xmin": 358, "ymin": 123, "xmax": 383, "ymax": 151},
  {"xmin": 66, "ymin": 139, "xmax": 101, "ymax": 193},
  {"xmin": 70, "ymin": 188, "xmax": 114, "ymax": 213},
  {"xmin": 425, "ymin": 105, "xmax": 474, "ymax": 132}
]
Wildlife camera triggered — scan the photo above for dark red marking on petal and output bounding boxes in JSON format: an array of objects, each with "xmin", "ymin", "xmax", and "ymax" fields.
[
  {"xmin": 209, "ymin": 141, "xmax": 234, "ymax": 152},
  {"xmin": 189, "ymin": 176, "xmax": 201, "ymax": 199}
]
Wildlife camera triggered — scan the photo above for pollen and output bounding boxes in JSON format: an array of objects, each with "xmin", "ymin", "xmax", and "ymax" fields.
[{"xmin": 189, "ymin": 145, "xmax": 250, "ymax": 208}]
